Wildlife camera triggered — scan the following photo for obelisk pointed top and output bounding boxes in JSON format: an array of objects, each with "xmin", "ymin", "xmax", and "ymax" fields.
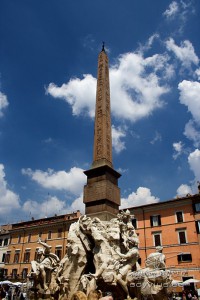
[{"xmin": 102, "ymin": 41, "xmax": 105, "ymax": 52}]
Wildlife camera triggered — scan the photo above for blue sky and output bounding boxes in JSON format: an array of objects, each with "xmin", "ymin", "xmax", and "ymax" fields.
[{"xmin": 0, "ymin": 0, "xmax": 200, "ymax": 224}]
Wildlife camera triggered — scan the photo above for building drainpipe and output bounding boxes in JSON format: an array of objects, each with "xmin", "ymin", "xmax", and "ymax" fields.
[{"xmin": 142, "ymin": 208, "xmax": 147, "ymax": 260}]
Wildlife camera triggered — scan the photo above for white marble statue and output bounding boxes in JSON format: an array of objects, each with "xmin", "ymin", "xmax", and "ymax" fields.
[
  {"xmin": 29, "ymin": 212, "xmax": 171, "ymax": 300},
  {"xmin": 29, "ymin": 238, "xmax": 60, "ymax": 291}
]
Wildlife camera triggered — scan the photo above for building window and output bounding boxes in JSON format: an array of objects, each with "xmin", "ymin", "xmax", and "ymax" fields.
[
  {"xmin": 178, "ymin": 230, "xmax": 187, "ymax": 244},
  {"xmin": 22, "ymin": 268, "xmax": 28, "ymax": 279},
  {"xmin": 150, "ymin": 215, "xmax": 161, "ymax": 227},
  {"xmin": 14, "ymin": 252, "xmax": 20, "ymax": 263},
  {"xmin": 27, "ymin": 234, "xmax": 31, "ymax": 243},
  {"xmin": 3, "ymin": 269, "xmax": 8, "ymax": 278},
  {"xmin": 194, "ymin": 203, "xmax": 200, "ymax": 212},
  {"xmin": 48, "ymin": 231, "xmax": 52, "ymax": 240},
  {"xmin": 4, "ymin": 239, "xmax": 8, "ymax": 246},
  {"xmin": 178, "ymin": 253, "xmax": 192, "ymax": 262},
  {"xmin": 18, "ymin": 235, "xmax": 21, "ymax": 244},
  {"xmin": 12, "ymin": 269, "xmax": 18, "ymax": 279},
  {"xmin": 58, "ymin": 228, "xmax": 63, "ymax": 238},
  {"xmin": 23, "ymin": 251, "xmax": 30, "ymax": 263},
  {"xmin": 153, "ymin": 232, "xmax": 162, "ymax": 246},
  {"xmin": 2, "ymin": 253, "xmax": 6, "ymax": 263},
  {"xmin": 176, "ymin": 211, "xmax": 183, "ymax": 223},
  {"xmin": 196, "ymin": 221, "xmax": 200, "ymax": 233},
  {"xmin": 132, "ymin": 218, "xmax": 137, "ymax": 229},
  {"xmin": 5, "ymin": 253, "xmax": 10, "ymax": 263},
  {"xmin": 55, "ymin": 248, "xmax": 62, "ymax": 260},
  {"xmin": 0, "ymin": 239, "xmax": 3, "ymax": 246}
]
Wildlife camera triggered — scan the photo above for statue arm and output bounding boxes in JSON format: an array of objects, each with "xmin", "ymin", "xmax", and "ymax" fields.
[{"xmin": 38, "ymin": 238, "xmax": 51, "ymax": 250}]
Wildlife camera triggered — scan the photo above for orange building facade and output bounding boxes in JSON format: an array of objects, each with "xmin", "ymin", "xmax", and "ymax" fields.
[
  {"xmin": 1, "ymin": 194, "xmax": 200, "ymax": 286},
  {"xmin": 3, "ymin": 211, "xmax": 81, "ymax": 281},
  {"xmin": 130, "ymin": 194, "xmax": 200, "ymax": 283}
]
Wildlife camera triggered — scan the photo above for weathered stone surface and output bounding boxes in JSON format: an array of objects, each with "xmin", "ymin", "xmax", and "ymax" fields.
[{"xmin": 29, "ymin": 211, "xmax": 171, "ymax": 300}]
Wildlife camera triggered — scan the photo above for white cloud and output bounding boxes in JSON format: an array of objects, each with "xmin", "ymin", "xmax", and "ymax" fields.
[
  {"xmin": 176, "ymin": 149, "xmax": 200, "ymax": 196},
  {"xmin": 120, "ymin": 187, "xmax": 160, "ymax": 209},
  {"xmin": 163, "ymin": 1, "xmax": 179, "ymax": 19},
  {"xmin": 184, "ymin": 120, "xmax": 200, "ymax": 147},
  {"xmin": 0, "ymin": 164, "xmax": 20, "ymax": 217},
  {"xmin": 112, "ymin": 125, "xmax": 126, "ymax": 154},
  {"xmin": 139, "ymin": 34, "xmax": 160, "ymax": 52},
  {"xmin": 46, "ymin": 74, "xmax": 96, "ymax": 118},
  {"xmin": 178, "ymin": 80, "xmax": 200, "ymax": 124},
  {"xmin": 47, "ymin": 51, "xmax": 170, "ymax": 122},
  {"xmin": 110, "ymin": 52, "xmax": 170, "ymax": 121},
  {"xmin": 166, "ymin": 38, "xmax": 199, "ymax": 68},
  {"xmin": 163, "ymin": 1, "xmax": 195, "ymax": 33},
  {"xmin": 0, "ymin": 91, "xmax": 9, "ymax": 117},
  {"xmin": 22, "ymin": 194, "xmax": 85, "ymax": 219},
  {"xmin": 22, "ymin": 167, "xmax": 86, "ymax": 196},
  {"xmin": 176, "ymin": 184, "xmax": 192, "ymax": 196},
  {"xmin": 173, "ymin": 141, "xmax": 184, "ymax": 159},
  {"xmin": 70, "ymin": 193, "xmax": 85, "ymax": 213},
  {"xmin": 195, "ymin": 68, "xmax": 200, "ymax": 80},
  {"xmin": 188, "ymin": 149, "xmax": 200, "ymax": 181}
]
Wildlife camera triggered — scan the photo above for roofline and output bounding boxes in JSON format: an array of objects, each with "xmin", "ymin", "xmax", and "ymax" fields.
[{"xmin": 120, "ymin": 193, "xmax": 200, "ymax": 211}]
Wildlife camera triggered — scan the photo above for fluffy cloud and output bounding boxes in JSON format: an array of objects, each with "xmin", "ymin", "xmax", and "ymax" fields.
[
  {"xmin": 47, "ymin": 51, "xmax": 170, "ymax": 122},
  {"xmin": 195, "ymin": 68, "xmax": 200, "ymax": 80},
  {"xmin": 120, "ymin": 187, "xmax": 160, "ymax": 209},
  {"xmin": 46, "ymin": 75, "xmax": 96, "ymax": 118},
  {"xmin": 178, "ymin": 80, "xmax": 200, "ymax": 124},
  {"xmin": 173, "ymin": 141, "xmax": 184, "ymax": 159},
  {"xmin": 110, "ymin": 52, "xmax": 170, "ymax": 121},
  {"xmin": 176, "ymin": 184, "xmax": 193, "ymax": 197},
  {"xmin": 0, "ymin": 164, "xmax": 20, "ymax": 217},
  {"xmin": 22, "ymin": 167, "xmax": 86, "ymax": 196},
  {"xmin": 163, "ymin": 1, "xmax": 179, "ymax": 19},
  {"xmin": 166, "ymin": 39, "xmax": 199, "ymax": 68},
  {"xmin": 176, "ymin": 149, "xmax": 200, "ymax": 196},
  {"xmin": 0, "ymin": 91, "xmax": 9, "ymax": 117},
  {"xmin": 184, "ymin": 120, "xmax": 200, "ymax": 147},
  {"xmin": 112, "ymin": 125, "xmax": 126, "ymax": 154},
  {"xmin": 188, "ymin": 149, "xmax": 200, "ymax": 181},
  {"xmin": 22, "ymin": 194, "xmax": 85, "ymax": 218}
]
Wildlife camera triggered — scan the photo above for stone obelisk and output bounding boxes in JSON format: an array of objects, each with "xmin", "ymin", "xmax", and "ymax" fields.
[{"xmin": 83, "ymin": 44, "xmax": 121, "ymax": 220}]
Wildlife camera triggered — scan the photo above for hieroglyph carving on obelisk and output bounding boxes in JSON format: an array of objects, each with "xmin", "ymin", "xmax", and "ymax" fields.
[{"xmin": 92, "ymin": 48, "xmax": 113, "ymax": 168}]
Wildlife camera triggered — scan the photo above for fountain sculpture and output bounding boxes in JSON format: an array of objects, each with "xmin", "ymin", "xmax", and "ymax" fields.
[{"xmin": 28, "ymin": 210, "xmax": 171, "ymax": 300}]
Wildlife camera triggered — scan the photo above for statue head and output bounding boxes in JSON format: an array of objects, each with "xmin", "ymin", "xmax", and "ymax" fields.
[
  {"xmin": 107, "ymin": 223, "xmax": 120, "ymax": 241},
  {"xmin": 37, "ymin": 247, "xmax": 44, "ymax": 255},
  {"xmin": 156, "ymin": 246, "xmax": 163, "ymax": 253}
]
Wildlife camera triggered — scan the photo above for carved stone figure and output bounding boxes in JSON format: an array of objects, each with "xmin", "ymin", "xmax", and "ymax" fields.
[
  {"xmin": 29, "ymin": 213, "xmax": 171, "ymax": 300},
  {"xmin": 127, "ymin": 246, "xmax": 171, "ymax": 300},
  {"xmin": 30, "ymin": 238, "xmax": 60, "ymax": 291}
]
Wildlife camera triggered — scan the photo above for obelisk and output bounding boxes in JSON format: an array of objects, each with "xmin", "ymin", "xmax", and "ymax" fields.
[{"xmin": 83, "ymin": 44, "xmax": 121, "ymax": 220}]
